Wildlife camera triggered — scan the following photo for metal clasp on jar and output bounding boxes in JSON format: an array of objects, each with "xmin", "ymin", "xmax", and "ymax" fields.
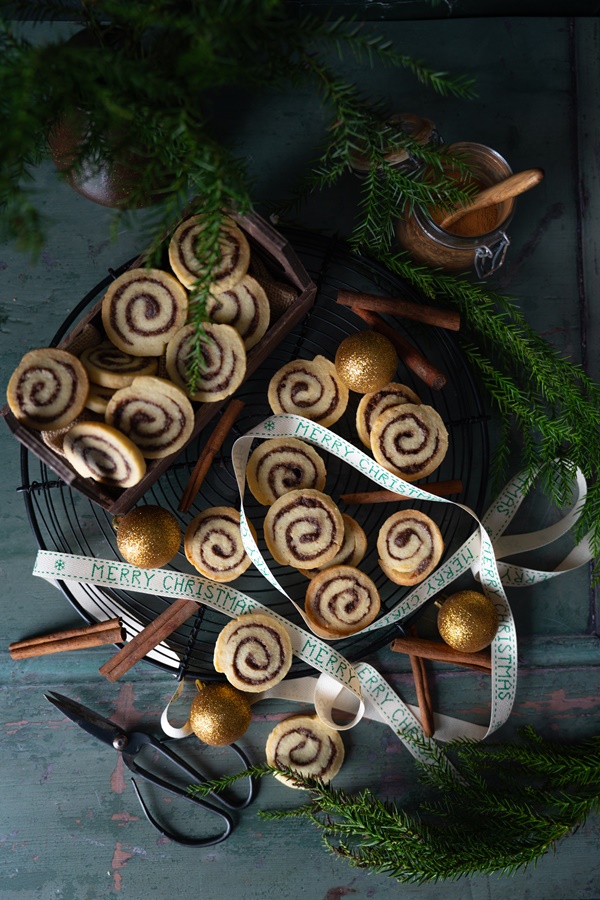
[{"xmin": 474, "ymin": 231, "xmax": 511, "ymax": 278}]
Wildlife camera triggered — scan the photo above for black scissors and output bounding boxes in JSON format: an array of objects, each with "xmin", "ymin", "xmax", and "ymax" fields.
[{"xmin": 45, "ymin": 691, "xmax": 256, "ymax": 847}]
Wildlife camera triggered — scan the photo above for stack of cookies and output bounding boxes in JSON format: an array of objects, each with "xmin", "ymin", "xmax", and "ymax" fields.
[{"xmin": 6, "ymin": 215, "xmax": 273, "ymax": 491}]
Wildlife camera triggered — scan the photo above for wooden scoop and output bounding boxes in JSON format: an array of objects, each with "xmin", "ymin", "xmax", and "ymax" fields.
[{"xmin": 439, "ymin": 167, "xmax": 544, "ymax": 231}]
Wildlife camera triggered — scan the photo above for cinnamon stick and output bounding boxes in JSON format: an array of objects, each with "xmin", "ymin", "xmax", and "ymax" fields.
[
  {"xmin": 341, "ymin": 480, "xmax": 462, "ymax": 505},
  {"xmin": 178, "ymin": 398, "xmax": 245, "ymax": 514},
  {"xmin": 390, "ymin": 635, "xmax": 492, "ymax": 673},
  {"xmin": 9, "ymin": 618, "xmax": 125, "ymax": 659},
  {"xmin": 337, "ymin": 289, "xmax": 460, "ymax": 332},
  {"xmin": 99, "ymin": 598, "xmax": 199, "ymax": 682},
  {"xmin": 350, "ymin": 307, "xmax": 447, "ymax": 390},
  {"xmin": 407, "ymin": 627, "xmax": 434, "ymax": 737}
]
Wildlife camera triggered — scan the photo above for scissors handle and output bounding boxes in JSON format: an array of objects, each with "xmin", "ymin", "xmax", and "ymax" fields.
[
  {"xmin": 130, "ymin": 776, "xmax": 233, "ymax": 847},
  {"xmin": 121, "ymin": 731, "xmax": 256, "ymax": 845}
]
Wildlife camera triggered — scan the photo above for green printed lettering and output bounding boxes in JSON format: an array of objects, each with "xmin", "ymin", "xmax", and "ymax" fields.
[
  {"xmin": 301, "ymin": 636, "xmax": 319, "ymax": 657},
  {"xmin": 144, "ymin": 571, "xmax": 156, "ymax": 588},
  {"xmin": 312, "ymin": 644, "xmax": 328, "ymax": 666},
  {"xmin": 106, "ymin": 564, "xmax": 119, "ymax": 583},
  {"xmin": 230, "ymin": 595, "xmax": 248, "ymax": 615},
  {"xmin": 131, "ymin": 569, "xmax": 142, "ymax": 587},
  {"xmin": 91, "ymin": 561, "xmax": 104, "ymax": 580}
]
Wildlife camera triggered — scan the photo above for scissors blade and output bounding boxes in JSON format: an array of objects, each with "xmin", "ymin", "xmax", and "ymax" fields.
[{"xmin": 45, "ymin": 691, "xmax": 121, "ymax": 747}]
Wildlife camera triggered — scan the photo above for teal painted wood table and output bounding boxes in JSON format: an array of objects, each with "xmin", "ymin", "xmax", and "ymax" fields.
[{"xmin": 2, "ymin": 15, "xmax": 600, "ymax": 900}]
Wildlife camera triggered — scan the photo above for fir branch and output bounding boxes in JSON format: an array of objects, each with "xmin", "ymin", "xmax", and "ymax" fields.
[{"xmin": 243, "ymin": 729, "xmax": 600, "ymax": 884}]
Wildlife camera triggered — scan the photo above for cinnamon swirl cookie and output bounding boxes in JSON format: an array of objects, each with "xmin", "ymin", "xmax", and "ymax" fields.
[
  {"xmin": 370, "ymin": 402, "xmax": 448, "ymax": 481},
  {"xmin": 298, "ymin": 514, "xmax": 367, "ymax": 579},
  {"xmin": 207, "ymin": 274, "xmax": 270, "ymax": 350},
  {"xmin": 184, "ymin": 507, "xmax": 255, "ymax": 582},
  {"xmin": 7, "ymin": 348, "xmax": 89, "ymax": 431},
  {"xmin": 214, "ymin": 613, "xmax": 293, "ymax": 692},
  {"xmin": 304, "ymin": 565, "xmax": 380, "ymax": 637},
  {"xmin": 63, "ymin": 421, "xmax": 146, "ymax": 488},
  {"xmin": 80, "ymin": 340, "xmax": 158, "ymax": 389},
  {"xmin": 264, "ymin": 489, "xmax": 344, "ymax": 569},
  {"xmin": 165, "ymin": 323, "xmax": 246, "ymax": 402},
  {"xmin": 102, "ymin": 268, "xmax": 188, "ymax": 357},
  {"xmin": 377, "ymin": 509, "xmax": 444, "ymax": 586},
  {"xmin": 267, "ymin": 356, "xmax": 349, "ymax": 428},
  {"xmin": 105, "ymin": 375, "xmax": 194, "ymax": 459},
  {"xmin": 265, "ymin": 714, "xmax": 345, "ymax": 788},
  {"xmin": 356, "ymin": 381, "xmax": 421, "ymax": 448},
  {"xmin": 168, "ymin": 216, "xmax": 250, "ymax": 292},
  {"xmin": 247, "ymin": 437, "xmax": 327, "ymax": 506}
]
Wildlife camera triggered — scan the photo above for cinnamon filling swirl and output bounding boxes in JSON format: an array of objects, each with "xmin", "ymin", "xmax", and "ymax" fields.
[
  {"xmin": 247, "ymin": 437, "xmax": 327, "ymax": 506},
  {"xmin": 267, "ymin": 356, "xmax": 349, "ymax": 428},
  {"xmin": 304, "ymin": 564, "xmax": 381, "ymax": 636},
  {"xmin": 264, "ymin": 489, "xmax": 344, "ymax": 568},
  {"xmin": 101, "ymin": 268, "xmax": 188, "ymax": 357},
  {"xmin": 214, "ymin": 613, "xmax": 292, "ymax": 692},
  {"xmin": 377, "ymin": 509, "xmax": 444, "ymax": 586},
  {"xmin": 168, "ymin": 216, "xmax": 251, "ymax": 292},
  {"xmin": 105, "ymin": 375, "xmax": 194, "ymax": 459},
  {"xmin": 7, "ymin": 348, "xmax": 89, "ymax": 431},
  {"xmin": 80, "ymin": 340, "xmax": 158, "ymax": 389},
  {"xmin": 356, "ymin": 381, "xmax": 422, "ymax": 447},
  {"xmin": 165, "ymin": 322, "xmax": 246, "ymax": 402},
  {"xmin": 265, "ymin": 714, "xmax": 345, "ymax": 788},
  {"xmin": 370, "ymin": 402, "xmax": 448, "ymax": 481},
  {"xmin": 185, "ymin": 507, "xmax": 254, "ymax": 582},
  {"xmin": 207, "ymin": 273, "xmax": 270, "ymax": 350},
  {"xmin": 63, "ymin": 421, "xmax": 146, "ymax": 487}
]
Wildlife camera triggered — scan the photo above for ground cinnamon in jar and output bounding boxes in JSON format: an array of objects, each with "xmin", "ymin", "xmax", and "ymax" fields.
[{"xmin": 395, "ymin": 142, "xmax": 515, "ymax": 276}]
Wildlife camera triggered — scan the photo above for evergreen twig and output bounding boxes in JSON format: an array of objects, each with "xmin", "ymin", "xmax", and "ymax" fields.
[{"xmin": 188, "ymin": 729, "xmax": 600, "ymax": 884}]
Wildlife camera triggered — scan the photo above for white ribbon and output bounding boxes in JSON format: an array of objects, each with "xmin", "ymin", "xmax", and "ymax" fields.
[
  {"xmin": 232, "ymin": 414, "xmax": 515, "ymax": 739},
  {"xmin": 31, "ymin": 416, "xmax": 594, "ymax": 761}
]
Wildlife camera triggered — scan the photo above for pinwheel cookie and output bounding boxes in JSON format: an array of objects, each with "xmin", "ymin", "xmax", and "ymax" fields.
[
  {"xmin": 102, "ymin": 268, "xmax": 188, "ymax": 357},
  {"xmin": 63, "ymin": 421, "xmax": 146, "ymax": 488},
  {"xmin": 214, "ymin": 613, "xmax": 292, "ymax": 692},
  {"xmin": 7, "ymin": 348, "xmax": 89, "ymax": 432},
  {"xmin": 169, "ymin": 216, "xmax": 250, "ymax": 293},
  {"xmin": 304, "ymin": 565, "xmax": 381, "ymax": 637},
  {"xmin": 266, "ymin": 714, "xmax": 345, "ymax": 788},
  {"xmin": 267, "ymin": 356, "xmax": 348, "ymax": 428},
  {"xmin": 246, "ymin": 437, "xmax": 327, "ymax": 506},
  {"xmin": 185, "ymin": 507, "xmax": 255, "ymax": 583},
  {"xmin": 105, "ymin": 375, "xmax": 194, "ymax": 459},
  {"xmin": 370, "ymin": 402, "xmax": 448, "ymax": 481},
  {"xmin": 165, "ymin": 322, "xmax": 246, "ymax": 403},
  {"xmin": 264, "ymin": 489, "xmax": 344, "ymax": 570},
  {"xmin": 377, "ymin": 509, "xmax": 444, "ymax": 586}
]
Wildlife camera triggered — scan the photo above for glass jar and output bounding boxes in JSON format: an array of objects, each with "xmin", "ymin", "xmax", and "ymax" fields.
[
  {"xmin": 349, "ymin": 112, "xmax": 440, "ymax": 177},
  {"xmin": 395, "ymin": 142, "xmax": 515, "ymax": 277}
]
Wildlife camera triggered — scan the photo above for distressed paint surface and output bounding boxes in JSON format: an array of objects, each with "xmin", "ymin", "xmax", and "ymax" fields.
[{"xmin": 1, "ymin": 15, "xmax": 600, "ymax": 900}]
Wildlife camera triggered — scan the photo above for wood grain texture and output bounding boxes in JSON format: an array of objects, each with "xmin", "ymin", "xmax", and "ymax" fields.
[{"xmin": 1, "ymin": 16, "xmax": 599, "ymax": 900}]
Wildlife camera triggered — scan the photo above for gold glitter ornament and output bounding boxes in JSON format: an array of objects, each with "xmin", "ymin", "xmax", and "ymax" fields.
[
  {"xmin": 334, "ymin": 331, "xmax": 398, "ymax": 393},
  {"xmin": 189, "ymin": 681, "xmax": 252, "ymax": 746},
  {"xmin": 113, "ymin": 504, "xmax": 181, "ymax": 568},
  {"xmin": 437, "ymin": 590, "xmax": 499, "ymax": 652}
]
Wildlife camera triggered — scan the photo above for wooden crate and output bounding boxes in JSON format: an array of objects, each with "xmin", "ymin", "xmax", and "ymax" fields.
[{"xmin": 2, "ymin": 211, "xmax": 317, "ymax": 514}]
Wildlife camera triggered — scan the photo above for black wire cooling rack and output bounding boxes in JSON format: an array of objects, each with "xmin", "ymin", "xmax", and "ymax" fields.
[{"xmin": 19, "ymin": 229, "xmax": 489, "ymax": 680}]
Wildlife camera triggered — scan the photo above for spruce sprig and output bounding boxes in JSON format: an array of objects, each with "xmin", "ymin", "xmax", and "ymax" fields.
[
  {"xmin": 367, "ymin": 249, "xmax": 600, "ymax": 559},
  {"xmin": 188, "ymin": 728, "xmax": 600, "ymax": 884}
]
